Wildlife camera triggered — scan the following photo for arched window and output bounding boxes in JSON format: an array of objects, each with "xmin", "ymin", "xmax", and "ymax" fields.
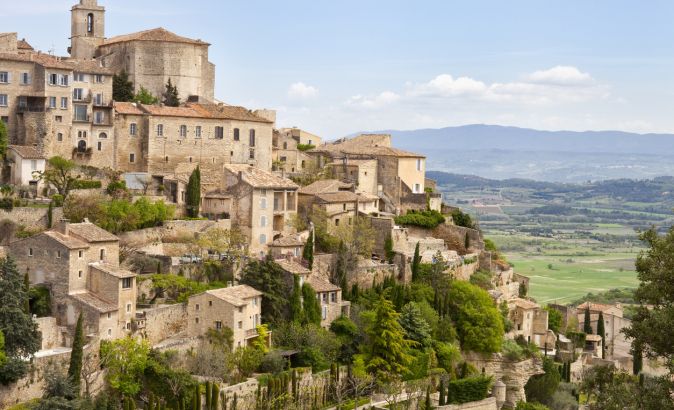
[
  {"xmin": 77, "ymin": 140, "xmax": 87, "ymax": 153},
  {"xmin": 99, "ymin": 132, "xmax": 107, "ymax": 139},
  {"xmin": 87, "ymin": 13, "xmax": 94, "ymax": 34}
]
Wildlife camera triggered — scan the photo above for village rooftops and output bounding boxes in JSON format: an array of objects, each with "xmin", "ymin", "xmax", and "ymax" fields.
[
  {"xmin": 312, "ymin": 133, "xmax": 425, "ymax": 158},
  {"xmin": 89, "ymin": 262, "xmax": 136, "ymax": 278},
  {"xmin": 113, "ymin": 102, "xmax": 273, "ymax": 123},
  {"xmin": 17, "ymin": 38, "xmax": 34, "ymax": 51},
  {"xmin": 298, "ymin": 179, "xmax": 353, "ymax": 195},
  {"xmin": 275, "ymin": 258, "xmax": 311, "ymax": 275},
  {"xmin": 511, "ymin": 298, "xmax": 540, "ymax": 310},
  {"xmin": 66, "ymin": 222, "xmax": 119, "ymax": 243},
  {"xmin": 306, "ymin": 276, "xmax": 340, "ymax": 293},
  {"xmin": 42, "ymin": 231, "xmax": 89, "ymax": 249},
  {"xmin": 204, "ymin": 285, "xmax": 262, "ymax": 307},
  {"xmin": 270, "ymin": 235, "xmax": 305, "ymax": 247},
  {"xmin": 103, "ymin": 27, "xmax": 210, "ymax": 46},
  {"xmin": 70, "ymin": 292, "xmax": 117, "ymax": 313},
  {"xmin": 224, "ymin": 164, "xmax": 298, "ymax": 189},
  {"xmin": 0, "ymin": 51, "xmax": 72, "ymax": 70},
  {"xmin": 314, "ymin": 191, "xmax": 361, "ymax": 204},
  {"xmin": 577, "ymin": 302, "xmax": 620, "ymax": 313},
  {"xmin": 8, "ymin": 145, "xmax": 45, "ymax": 159}
]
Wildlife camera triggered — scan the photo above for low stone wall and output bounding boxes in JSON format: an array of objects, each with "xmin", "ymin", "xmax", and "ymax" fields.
[
  {"xmin": 36, "ymin": 316, "xmax": 66, "ymax": 350},
  {"xmin": 139, "ymin": 303, "xmax": 188, "ymax": 346},
  {"xmin": 353, "ymin": 260, "xmax": 397, "ymax": 289},
  {"xmin": 438, "ymin": 397, "xmax": 498, "ymax": 410},
  {"xmin": 0, "ymin": 206, "xmax": 64, "ymax": 232},
  {"xmin": 406, "ymin": 223, "xmax": 483, "ymax": 255},
  {"xmin": 367, "ymin": 215, "xmax": 395, "ymax": 258}
]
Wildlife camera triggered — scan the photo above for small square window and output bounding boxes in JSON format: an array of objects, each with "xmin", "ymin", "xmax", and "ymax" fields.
[
  {"xmin": 78, "ymin": 250, "xmax": 83, "ymax": 258},
  {"xmin": 209, "ymin": 300, "xmax": 213, "ymax": 307},
  {"xmin": 129, "ymin": 153, "xmax": 135, "ymax": 163},
  {"xmin": 215, "ymin": 321, "xmax": 222, "ymax": 330},
  {"xmin": 28, "ymin": 248, "xmax": 33, "ymax": 256},
  {"xmin": 122, "ymin": 277, "xmax": 132, "ymax": 289},
  {"xmin": 56, "ymin": 250, "xmax": 61, "ymax": 258}
]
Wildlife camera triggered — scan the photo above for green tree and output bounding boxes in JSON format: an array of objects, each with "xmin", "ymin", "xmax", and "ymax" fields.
[
  {"xmin": 398, "ymin": 302, "xmax": 432, "ymax": 347},
  {"xmin": 583, "ymin": 307, "xmax": 592, "ymax": 334},
  {"xmin": 67, "ymin": 313, "xmax": 84, "ymax": 397},
  {"xmin": 544, "ymin": 306, "xmax": 562, "ymax": 334},
  {"xmin": 384, "ymin": 234, "xmax": 395, "ymax": 264},
  {"xmin": 0, "ymin": 119, "xmax": 7, "ymax": 158},
  {"xmin": 524, "ymin": 357, "xmax": 560, "ymax": 406},
  {"xmin": 100, "ymin": 337, "xmax": 151, "ymax": 397},
  {"xmin": 632, "ymin": 343, "xmax": 643, "ymax": 375},
  {"xmin": 113, "ymin": 70, "xmax": 134, "ymax": 102},
  {"xmin": 0, "ymin": 257, "xmax": 41, "ymax": 385},
  {"xmin": 162, "ymin": 78, "xmax": 180, "ymax": 107},
  {"xmin": 302, "ymin": 283, "xmax": 322, "ymax": 326},
  {"xmin": 40, "ymin": 156, "xmax": 79, "ymax": 198},
  {"xmin": 0, "ymin": 331, "xmax": 6, "ymax": 368},
  {"xmin": 597, "ymin": 311, "xmax": 606, "ymax": 358},
  {"xmin": 363, "ymin": 297, "xmax": 413, "ymax": 382},
  {"xmin": 23, "ymin": 272, "xmax": 30, "ymax": 313},
  {"xmin": 133, "ymin": 86, "xmax": 159, "ymax": 105},
  {"xmin": 411, "ymin": 242, "xmax": 421, "ymax": 281},
  {"xmin": 447, "ymin": 281, "xmax": 504, "ymax": 353},
  {"xmin": 289, "ymin": 275, "xmax": 303, "ymax": 323},
  {"xmin": 239, "ymin": 258, "xmax": 291, "ymax": 324},
  {"xmin": 185, "ymin": 166, "xmax": 201, "ymax": 218},
  {"xmin": 303, "ymin": 234, "xmax": 314, "ymax": 269}
]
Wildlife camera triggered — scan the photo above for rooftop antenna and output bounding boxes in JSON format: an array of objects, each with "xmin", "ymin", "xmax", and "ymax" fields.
[{"xmin": 48, "ymin": 43, "xmax": 55, "ymax": 56}]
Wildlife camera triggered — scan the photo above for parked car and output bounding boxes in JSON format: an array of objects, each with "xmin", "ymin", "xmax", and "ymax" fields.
[{"xmin": 180, "ymin": 254, "xmax": 202, "ymax": 264}]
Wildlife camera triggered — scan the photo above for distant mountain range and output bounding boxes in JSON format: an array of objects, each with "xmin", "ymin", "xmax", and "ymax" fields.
[{"xmin": 360, "ymin": 125, "xmax": 674, "ymax": 182}]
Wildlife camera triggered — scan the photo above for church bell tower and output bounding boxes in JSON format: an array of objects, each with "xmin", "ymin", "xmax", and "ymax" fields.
[{"xmin": 69, "ymin": 0, "xmax": 105, "ymax": 59}]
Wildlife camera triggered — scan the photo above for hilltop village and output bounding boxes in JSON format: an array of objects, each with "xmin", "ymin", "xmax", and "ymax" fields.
[{"xmin": 0, "ymin": 2, "xmax": 647, "ymax": 410}]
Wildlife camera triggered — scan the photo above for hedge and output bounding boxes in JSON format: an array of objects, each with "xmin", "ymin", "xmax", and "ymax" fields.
[
  {"xmin": 394, "ymin": 210, "xmax": 446, "ymax": 229},
  {"xmin": 71, "ymin": 179, "xmax": 102, "ymax": 190},
  {"xmin": 446, "ymin": 375, "xmax": 493, "ymax": 404}
]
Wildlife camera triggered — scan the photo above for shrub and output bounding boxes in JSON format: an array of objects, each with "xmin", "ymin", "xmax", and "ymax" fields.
[
  {"xmin": 296, "ymin": 143, "xmax": 315, "ymax": 152},
  {"xmin": 502, "ymin": 339, "xmax": 525, "ymax": 361},
  {"xmin": 469, "ymin": 270, "xmax": 493, "ymax": 290},
  {"xmin": 0, "ymin": 197, "xmax": 13, "ymax": 211},
  {"xmin": 446, "ymin": 375, "xmax": 493, "ymax": 404},
  {"xmin": 451, "ymin": 209, "xmax": 474, "ymax": 228},
  {"xmin": 51, "ymin": 194, "xmax": 64, "ymax": 207},
  {"xmin": 394, "ymin": 210, "xmax": 446, "ymax": 229},
  {"xmin": 106, "ymin": 180, "xmax": 127, "ymax": 195},
  {"xmin": 259, "ymin": 351, "xmax": 286, "ymax": 374},
  {"xmin": 71, "ymin": 179, "xmax": 102, "ymax": 190}
]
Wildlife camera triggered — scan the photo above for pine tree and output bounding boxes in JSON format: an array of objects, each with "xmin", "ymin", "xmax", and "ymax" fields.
[
  {"xmin": 185, "ymin": 166, "xmax": 201, "ymax": 218},
  {"xmin": 290, "ymin": 275, "xmax": 303, "ymax": 323},
  {"xmin": 398, "ymin": 302, "xmax": 432, "ymax": 347},
  {"xmin": 301, "ymin": 283, "xmax": 322, "ymax": 326},
  {"xmin": 112, "ymin": 71, "xmax": 134, "ymax": 102},
  {"xmin": 68, "ymin": 313, "xmax": 84, "ymax": 397},
  {"xmin": 303, "ymin": 234, "xmax": 314, "ymax": 270},
  {"xmin": 583, "ymin": 306, "xmax": 593, "ymax": 334},
  {"xmin": 411, "ymin": 242, "xmax": 421, "ymax": 281},
  {"xmin": 364, "ymin": 296, "xmax": 413, "ymax": 381},
  {"xmin": 597, "ymin": 310, "xmax": 606, "ymax": 358},
  {"xmin": 163, "ymin": 78, "xmax": 180, "ymax": 107}
]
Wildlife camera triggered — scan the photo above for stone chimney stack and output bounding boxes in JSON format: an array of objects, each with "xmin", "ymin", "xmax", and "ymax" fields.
[{"xmin": 54, "ymin": 219, "xmax": 70, "ymax": 235}]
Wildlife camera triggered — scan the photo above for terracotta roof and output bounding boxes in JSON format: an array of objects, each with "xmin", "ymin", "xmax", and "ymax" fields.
[
  {"xmin": 585, "ymin": 334, "xmax": 603, "ymax": 342},
  {"xmin": 204, "ymin": 189, "xmax": 231, "ymax": 199},
  {"xmin": 0, "ymin": 52, "xmax": 71, "ymax": 70},
  {"xmin": 204, "ymin": 285, "xmax": 262, "ymax": 307},
  {"xmin": 63, "ymin": 58, "xmax": 113, "ymax": 75},
  {"xmin": 191, "ymin": 103, "xmax": 274, "ymax": 123},
  {"xmin": 103, "ymin": 27, "xmax": 210, "ymax": 46},
  {"xmin": 306, "ymin": 276, "xmax": 340, "ymax": 293},
  {"xmin": 8, "ymin": 145, "xmax": 44, "ymax": 159},
  {"xmin": 42, "ymin": 231, "xmax": 89, "ymax": 249},
  {"xmin": 314, "ymin": 134, "xmax": 424, "ymax": 158},
  {"xmin": 275, "ymin": 259, "xmax": 310, "ymax": 275},
  {"xmin": 327, "ymin": 159, "xmax": 377, "ymax": 166},
  {"xmin": 298, "ymin": 179, "xmax": 353, "ymax": 195},
  {"xmin": 67, "ymin": 222, "xmax": 119, "ymax": 243},
  {"xmin": 113, "ymin": 102, "xmax": 145, "ymax": 115},
  {"xmin": 224, "ymin": 164, "xmax": 298, "ymax": 189},
  {"xmin": 141, "ymin": 104, "xmax": 205, "ymax": 118},
  {"xmin": 270, "ymin": 236, "xmax": 305, "ymax": 247},
  {"xmin": 512, "ymin": 298, "xmax": 539, "ymax": 310},
  {"xmin": 17, "ymin": 39, "xmax": 34, "ymax": 50},
  {"xmin": 70, "ymin": 292, "xmax": 117, "ymax": 313},
  {"xmin": 314, "ymin": 191, "xmax": 360, "ymax": 204},
  {"xmin": 89, "ymin": 262, "xmax": 136, "ymax": 278},
  {"xmin": 577, "ymin": 302, "xmax": 618, "ymax": 313}
]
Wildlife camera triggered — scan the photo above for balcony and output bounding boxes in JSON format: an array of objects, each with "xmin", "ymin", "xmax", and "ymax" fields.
[
  {"xmin": 245, "ymin": 328, "xmax": 258, "ymax": 338},
  {"xmin": 17, "ymin": 106, "xmax": 46, "ymax": 113},
  {"xmin": 93, "ymin": 99, "xmax": 113, "ymax": 108},
  {"xmin": 73, "ymin": 115, "xmax": 90, "ymax": 123},
  {"xmin": 73, "ymin": 94, "xmax": 92, "ymax": 104}
]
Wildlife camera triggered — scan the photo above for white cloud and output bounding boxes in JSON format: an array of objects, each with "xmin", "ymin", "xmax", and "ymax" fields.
[
  {"xmin": 408, "ymin": 74, "xmax": 487, "ymax": 97},
  {"xmin": 346, "ymin": 91, "xmax": 400, "ymax": 109},
  {"xmin": 525, "ymin": 65, "xmax": 594, "ymax": 86},
  {"xmin": 288, "ymin": 82, "xmax": 318, "ymax": 99}
]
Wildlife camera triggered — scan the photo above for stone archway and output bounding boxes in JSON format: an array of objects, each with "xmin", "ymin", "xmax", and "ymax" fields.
[{"xmin": 77, "ymin": 140, "xmax": 87, "ymax": 153}]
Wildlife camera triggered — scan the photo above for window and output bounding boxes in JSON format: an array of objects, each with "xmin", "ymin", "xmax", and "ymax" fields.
[
  {"xmin": 30, "ymin": 160, "xmax": 37, "ymax": 170},
  {"xmin": 99, "ymin": 132, "xmax": 107, "ymax": 139},
  {"xmin": 260, "ymin": 215, "xmax": 267, "ymax": 227},
  {"xmin": 249, "ymin": 149, "xmax": 255, "ymax": 160},
  {"xmin": 122, "ymin": 277, "xmax": 132, "ymax": 289},
  {"xmin": 260, "ymin": 197, "xmax": 266, "ymax": 209},
  {"xmin": 20, "ymin": 72, "xmax": 30, "ymax": 85},
  {"xmin": 180, "ymin": 125, "xmax": 187, "ymax": 137},
  {"xmin": 233, "ymin": 128, "xmax": 240, "ymax": 141},
  {"xmin": 57, "ymin": 133, "xmax": 63, "ymax": 142},
  {"xmin": 0, "ymin": 94, "xmax": 7, "ymax": 107},
  {"xmin": 283, "ymin": 142, "xmax": 288, "ymax": 149},
  {"xmin": 157, "ymin": 124, "xmax": 164, "ymax": 136},
  {"xmin": 78, "ymin": 250, "xmax": 83, "ymax": 258},
  {"xmin": 28, "ymin": 248, "xmax": 33, "ymax": 256},
  {"xmin": 1, "ymin": 116, "xmax": 7, "ymax": 123},
  {"xmin": 74, "ymin": 105, "xmax": 88, "ymax": 121},
  {"xmin": 322, "ymin": 293, "xmax": 328, "ymax": 303},
  {"xmin": 237, "ymin": 321, "xmax": 243, "ymax": 329},
  {"xmin": 100, "ymin": 248, "xmax": 105, "ymax": 261},
  {"xmin": 335, "ymin": 219, "xmax": 340, "ymax": 226},
  {"xmin": 56, "ymin": 250, "xmax": 61, "ymax": 258},
  {"xmin": 301, "ymin": 160, "xmax": 306, "ymax": 168},
  {"xmin": 414, "ymin": 183, "xmax": 421, "ymax": 193},
  {"xmin": 322, "ymin": 306, "xmax": 328, "ymax": 320},
  {"xmin": 416, "ymin": 158, "xmax": 422, "ymax": 171},
  {"xmin": 49, "ymin": 73, "xmax": 58, "ymax": 85},
  {"xmin": 259, "ymin": 234, "xmax": 266, "ymax": 245},
  {"xmin": 59, "ymin": 75, "xmax": 69, "ymax": 86},
  {"xmin": 126, "ymin": 303, "xmax": 131, "ymax": 313},
  {"xmin": 209, "ymin": 300, "xmax": 212, "ymax": 307},
  {"xmin": 195, "ymin": 318, "xmax": 199, "ymax": 324},
  {"xmin": 189, "ymin": 156, "xmax": 192, "ymax": 163},
  {"xmin": 129, "ymin": 123, "xmax": 137, "ymax": 135},
  {"xmin": 165, "ymin": 156, "xmax": 169, "ymax": 163},
  {"xmin": 280, "ymin": 156, "xmax": 287, "ymax": 162},
  {"xmin": 94, "ymin": 75, "xmax": 104, "ymax": 83},
  {"xmin": 195, "ymin": 125, "xmax": 202, "ymax": 138},
  {"xmin": 49, "ymin": 97, "xmax": 56, "ymax": 108},
  {"xmin": 215, "ymin": 126, "xmax": 224, "ymax": 139},
  {"xmin": 87, "ymin": 13, "xmax": 94, "ymax": 33},
  {"xmin": 97, "ymin": 141, "xmax": 102, "ymax": 151},
  {"xmin": 249, "ymin": 129, "xmax": 256, "ymax": 146},
  {"xmin": 94, "ymin": 112, "xmax": 105, "ymax": 124},
  {"xmin": 129, "ymin": 153, "xmax": 135, "ymax": 163},
  {"xmin": 126, "ymin": 322, "xmax": 131, "ymax": 330},
  {"xmin": 253, "ymin": 297, "xmax": 258, "ymax": 306},
  {"xmin": 107, "ymin": 329, "xmax": 112, "ymax": 336},
  {"xmin": 61, "ymin": 97, "xmax": 68, "ymax": 109},
  {"xmin": 78, "ymin": 270, "xmax": 83, "ymax": 278},
  {"xmin": 55, "ymin": 116, "xmax": 63, "ymax": 123},
  {"xmin": 74, "ymin": 72, "xmax": 85, "ymax": 82},
  {"xmin": 77, "ymin": 130, "xmax": 87, "ymax": 139},
  {"xmin": 0, "ymin": 72, "xmax": 8, "ymax": 83},
  {"xmin": 94, "ymin": 93, "xmax": 103, "ymax": 105},
  {"xmin": 196, "ymin": 304, "xmax": 200, "ymax": 311},
  {"xmin": 107, "ymin": 312, "xmax": 111, "ymax": 319},
  {"xmin": 330, "ymin": 292, "xmax": 337, "ymax": 303},
  {"xmin": 215, "ymin": 321, "xmax": 222, "ymax": 330},
  {"xmin": 343, "ymin": 204, "xmax": 347, "ymax": 211}
]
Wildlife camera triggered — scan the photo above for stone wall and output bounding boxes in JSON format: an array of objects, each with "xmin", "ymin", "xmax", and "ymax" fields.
[
  {"xmin": 437, "ymin": 397, "xmax": 498, "ymax": 410},
  {"xmin": 406, "ymin": 223, "xmax": 483, "ymax": 255},
  {"xmin": 139, "ymin": 303, "xmax": 187, "ymax": 345},
  {"xmin": 367, "ymin": 214, "xmax": 394, "ymax": 258},
  {"xmin": 0, "ymin": 206, "xmax": 63, "ymax": 231},
  {"xmin": 36, "ymin": 316, "xmax": 66, "ymax": 350}
]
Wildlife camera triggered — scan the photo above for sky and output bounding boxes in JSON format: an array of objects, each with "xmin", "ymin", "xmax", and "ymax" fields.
[{"xmin": 4, "ymin": 0, "xmax": 674, "ymax": 138}]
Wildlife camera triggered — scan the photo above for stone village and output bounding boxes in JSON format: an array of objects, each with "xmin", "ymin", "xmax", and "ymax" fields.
[{"xmin": 0, "ymin": 2, "xmax": 644, "ymax": 409}]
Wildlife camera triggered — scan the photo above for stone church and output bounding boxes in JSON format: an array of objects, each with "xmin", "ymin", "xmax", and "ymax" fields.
[{"xmin": 69, "ymin": 0, "xmax": 215, "ymax": 102}]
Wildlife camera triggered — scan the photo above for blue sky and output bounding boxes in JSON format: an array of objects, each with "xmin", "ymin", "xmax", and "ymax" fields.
[{"xmin": 4, "ymin": 1, "xmax": 674, "ymax": 138}]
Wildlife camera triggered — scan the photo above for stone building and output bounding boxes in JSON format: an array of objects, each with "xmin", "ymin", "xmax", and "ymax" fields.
[
  {"xmin": 5, "ymin": 145, "xmax": 46, "ymax": 191},
  {"xmin": 272, "ymin": 127, "xmax": 321, "ymax": 174},
  {"xmin": 214, "ymin": 164, "xmax": 299, "ymax": 256},
  {"xmin": 508, "ymin": 298, "xmax": 555, "ymax": 349},
  {"xmin": 301, "ymin": 190, "xmax": 379, "ymax": 235},
  {"xmin": 8, "ymin": 220, "xmax": 137, "ymax": 340},
  {"xmin": 187, "ymin": 285, "xmax": 264, "ymax": 349},
  {"xmin": 268, "ymin": 234, "xmax": 306, "ymax": 259},
  {"xmin": 576, "ymin": 302, "xmax": 631, "ymax": 358}
]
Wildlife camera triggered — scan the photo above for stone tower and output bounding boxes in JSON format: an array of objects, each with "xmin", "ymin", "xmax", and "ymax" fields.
[{"xmin": 69, "ymin": 0, "xmax": 105, "ymax": 59}]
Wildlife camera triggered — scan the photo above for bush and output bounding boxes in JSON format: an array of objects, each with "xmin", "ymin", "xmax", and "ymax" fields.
[
  {"xmin": 51, "ymin": 194, "xmax": 64, "ymax": 207},
  {"xmin": 446, "ymin": 375, "xmax": 493, "ymax": 404},
  {"xmin": 296, "ymin": 143, "xmax": 315, "ymax": 152},
  {"xmin": 259, "ymin": 351, "xmax": 287, "ymax": 374},
  {"xmin": 106, "ymin": 180, "xmax": 127, "ymax": 195},
  {"xmin": 0, "ymin": 197, "xmax": 13, "ymax": 211},
  {"xmin": 71, "ymin": 179, "xmax": 102, "ymax": 190},
  {"xmin": 451, "ymin": 209, "xmax": 474, "ymax": 228},
  {"xmin": 469, "ymin": 270, "xmax": 493, "ymax": 290},
  {"xmin": 394, "ymin": 210, "xmax": 446, "ymax": 229}
]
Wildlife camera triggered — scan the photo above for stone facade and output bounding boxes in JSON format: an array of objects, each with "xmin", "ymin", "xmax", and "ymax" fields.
[
  {"xmin": 272, "ymin": 128, "xmax": 320, "ymax": 173},
  {"xmin": 136, "ymin": 303, "xmax": 188, "ymax": 346},
  {"xmin": 576, "ymin": 302, "xmax": 631, "ymax": 359}
]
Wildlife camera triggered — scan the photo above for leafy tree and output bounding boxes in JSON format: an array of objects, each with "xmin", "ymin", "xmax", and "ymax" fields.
[
  {"xmin": 451, "ymin": 209, "xmax": 474, "ymax": 228},
  {"xmin": 232, "ymin": 347, "xmax": 263, "ymax": 378},
  {"xmin": 330, "ymin": 316, "xmax": 359, "ymax": 363},
  {"xmin": 0, "ymin": 257, "xmax": 41, "ymax": 385},
  {"xmin": 411, "ymin": 242, "xmax": 421, "ymax": 281},
  {"xmin": 515, "ymin": 402, "xmax": 550, "ymax": 410},
  {"xmin": 384, "ymin": 234, "xmax": 395, "ymax": 264},
  {"xmin": 398, "ymin": 302, "xmax": 432, "ymax": 347},
  {"xmin": 524, "ymin": 357, "xmax": 560, "ymax": 406},
  {"xmin": 0, "ymin": 119, "xmax": 7, "ymax": 158},
  {"xmin": 583, "ymin": 307, "xmax": 592, "ymax": 334},
  {"xmin": 240, "ymin": 258, "xmax": 291, "ymax": 324},
  {"xmin": 35, "ymin": 361, "xmax": 78, "ymax": 410},
  {"xmin": 162, "ymin": 78, "xmax": 180, "ymax": 107},
  {"xmin": 0, "ymin": 331, "xmax": 6, "ymax": 368},
  {"xmin": 194, "ymin": 227, "xmax": 246, "ymax": 271},
  {"xmin": 40, "ymin": 156, "xmax": 79, "ymax": 198},
  {"xmin": 252, "ymin": 324, "xmax": 270, "ymax": 353},
  {"xmin": 113, "ymin": 70, "xmax": 134, "ymax": 102},
  {"xmin": 133, "ymin": 86, "xmax": 158, "ymax": 105},
  {"xmin": 206, "ymin": 327, "xmax": 234, "ymax": 351},
  {"xmin": 447, "ymin": 281, "xmax": 504, "ymax": 353},
  {"xmin": 272, "ymin": 322, "xmax": 340, "ymax": 371},
  {"xmin": 545, "ymin": 306, "xmax": 562, "ymax": 333},
  {"xmin": 302, "ymin": 233, "xmax": 314, "ymax": 269},
  {"xmin": 67, "ymin": 313, "xmax": 84, "ymax": 397},
  {"xmin": 100, "ymin": 337, "xmax": 151, "ymax": 397},
  {"xmin": 185, "ymin": 166, "xmax": 201, "ymax": 218},
  {"xmin": 597, "ymin": 311, "xmax": 606, "ymax": 358},
  {"xmin": 302, "ymin": 283, "xmax": 322, "ymax": 326},
  {"xmin": 363, "ymin": 297, "xmax": 413, "ymax": 382}
]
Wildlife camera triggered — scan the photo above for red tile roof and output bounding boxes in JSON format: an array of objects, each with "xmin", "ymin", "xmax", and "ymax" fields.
[
  {"xmin": 8, "ymin": 145, "xmax": 44, "ymax": 159},
  {"xmin": 103, "ymin": 27, "xmax": 209, "ymax": 46}
]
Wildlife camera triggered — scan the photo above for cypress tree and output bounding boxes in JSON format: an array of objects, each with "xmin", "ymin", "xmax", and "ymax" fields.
[
  {"xmin": 205, "ymin": 381, "xmax": 212, "ymax": 409},
  {"xmin": 384, "ymin": 234, "xmax": 395, "ymax": 264},
  {"xmin": 632, "ymin": 344, "xmax": 643, "ymax": 375},
  {"xmin": 232, "ymin": 392, "xmax": 237, "ymax": 410},
  {"xmin": 47, "ymin": 200, "xmax": 53, "ymax": 228},
  {"xmin": 303, "ymin": 234, "xmax": 314, "ymax": 270},
  {"xmin": 597, "ymin": 310, "xmax": 606, "ymax": 358},
  {"xmin": 67, "ymin": 313, "xmax": 84, "ymax": 396},
  {"xmin": 290, "ymin": 275, "xmax": 303, "ymax": 323},
  {"xmin": 301, "ymin": 283, "xmax": 322, "ymax": 326},
  {"xmin": 212, "ymin": 382, "xmax": 219, "ymax": 410},
  {"xmin": 438, "ymin": 379, "xmax": 446, "ymax": 405},
  {"xmin": 186, "ymin": 166, "xmax": 201, "ymax": 218},
  {"xmin": 23, "ymin": 272, "xmax": 30, "ymax": 314},
  {"xmin": 411, "ymin": 242, "xmax": 421, "ymax": 281},
  {"xmin": 583, "ymin": 306, "xmax": 592, "ymax": 334},
  {"xmin": 424, "ymin": 386, "xmax": 431, "ymax": 410}
]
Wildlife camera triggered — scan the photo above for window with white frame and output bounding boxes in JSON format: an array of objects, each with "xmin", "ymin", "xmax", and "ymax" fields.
[
  {"xmin": 57, "ymin": 133, "xmax": 63, "ymax": 141},
  {"xmin": 0, "ymin": 72, "xmax": 9, "ymax": 83},
  {"xmin": 129, "ymin": 153, "xmax": 135, "ymax": 163},
  {"xmin": 61, "ymin": 97, "xmax": 68, "ymax": 109},
  {"xmin": 157, "ymin": 124, "xmax": 164, "ymax": 136},
  {"xmin": 260, "ymin": 215, "xmax": 267, "ymax": 227},
  {"xmin": 73, "ymin": 88, "xmax": 84, "ymax": 100},
  {"xmin": 414, "ymin": 183, "xmax": 421, "ymax": 193},
  {"xmin": 94, "ymin": 93, "xmax": 103, "ymax": 105},
  {"xmin": 129, "ymin": 123, "xmax": 137, "ymax": 135},
  {"xmin": 260, "ymin": 197, "xmax": 266, "ymax": 209},
  {"xmin": 215, "ymin": 126, "xmax": 224, "ymax": 139},
  {"xmin": 322, "ymin": 306, "xmax": 328, "ymax": 320},
  {"xmin": 94, "ymin": 74, "xmax": 104, "ymax": 83},
  {"xmin": 49, "ymin": 73, "xmax": 58, "ymax": 85},
  {"xmin": 20, "ymin": 72, "xmax": 30, "ymax": 85},
  {"xmin": 195, "ymin": 125, "xmax": 201, "ymax": 138},
  {"xmin": 49, "ymin": 97, "xmax": 56, "ymax": 108},
  {"xmin": 180, "ymin": 125, "xmax": 187, "ymax": 137},
  {"xmin": 59, "ymin": 74, "xmax": 69, "ymax": 86},
  {"xmin": 0, "ymin": 94, "xmax": 7, "ymax": 107},
  {"xmin": 416, "ymin": 158, "xmax": 422, "ymax": 171},
  {"xmin": 94, "ymin": 111, "xmax": 105, "ymax": 124},
  {"xmin": 74, "ymin": 72, "xmax": 85, "ymax": 82}
]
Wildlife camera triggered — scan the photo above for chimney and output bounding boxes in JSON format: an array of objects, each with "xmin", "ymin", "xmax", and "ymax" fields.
[{"xmin": 54, "ymin": 218, "xmax": 70, "ymax": 235}]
